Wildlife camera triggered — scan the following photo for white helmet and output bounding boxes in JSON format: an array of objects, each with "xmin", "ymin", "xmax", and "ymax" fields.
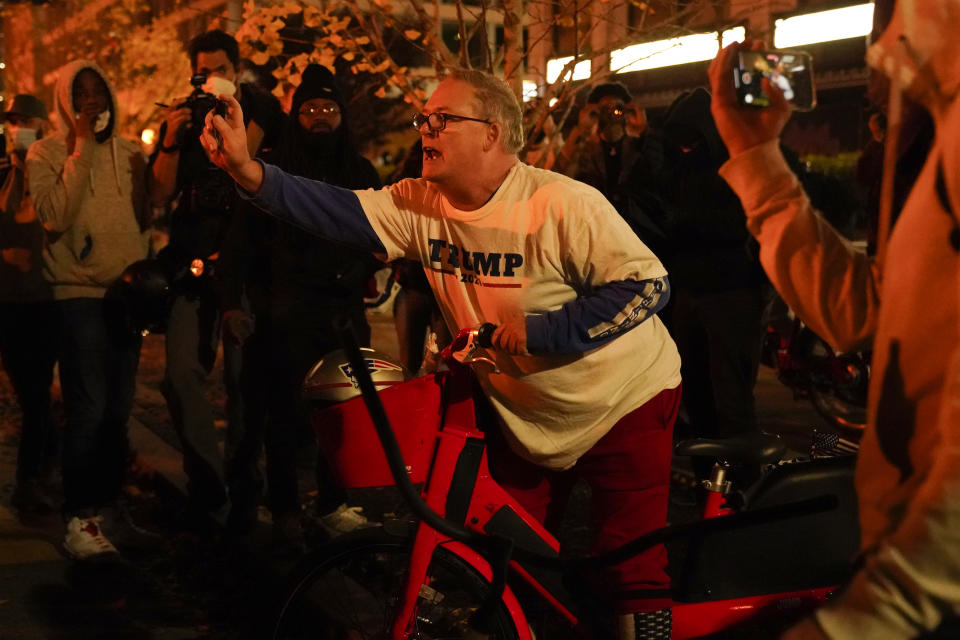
[{"xmin": 303, "ymin": 347, "xmax": 405, "ymax": 404}]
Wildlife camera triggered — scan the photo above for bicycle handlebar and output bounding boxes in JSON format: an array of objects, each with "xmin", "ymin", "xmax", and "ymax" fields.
[{"xmin": 476, "ymin": 322, "xmax": 495, "ymax": 348}]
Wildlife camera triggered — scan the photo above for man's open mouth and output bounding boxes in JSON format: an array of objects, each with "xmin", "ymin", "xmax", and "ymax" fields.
[{"xmin": 423, "ymin": 146, "xmax": 441, "ymax": 160}]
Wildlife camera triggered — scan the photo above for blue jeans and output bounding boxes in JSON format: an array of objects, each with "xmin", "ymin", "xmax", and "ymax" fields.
[{"xmin": 57, "ymin": 298, "xmax": 141, "ymax": 517}]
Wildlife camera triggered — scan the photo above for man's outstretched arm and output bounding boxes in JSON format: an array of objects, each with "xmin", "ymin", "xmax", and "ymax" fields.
[
  {"xmin": 248, "ymin": 162, "xmax": 385, "ymax": 253},
  {"xmin": 200, "ymin": 93, "xmax": 385, "ymax": 253}
]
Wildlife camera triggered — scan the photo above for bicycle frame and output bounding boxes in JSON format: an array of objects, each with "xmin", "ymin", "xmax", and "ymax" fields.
[{"xmin": 312, "ymin": 329, "xmax": 841, "ymax": 639}]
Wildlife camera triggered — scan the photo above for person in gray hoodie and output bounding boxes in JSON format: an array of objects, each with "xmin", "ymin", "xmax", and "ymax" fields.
[{"xmin": 26, "ymin": 60, "xmax": 151, "ymax": 560}]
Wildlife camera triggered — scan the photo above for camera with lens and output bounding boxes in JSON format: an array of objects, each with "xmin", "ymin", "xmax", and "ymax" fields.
[
  {"xmin": 181, "ymin": 74, "xmax": 227, "ymax": 141},
  {"xmin": 598, "ymin": 103, "xmax": 627, "ymax": 128}
]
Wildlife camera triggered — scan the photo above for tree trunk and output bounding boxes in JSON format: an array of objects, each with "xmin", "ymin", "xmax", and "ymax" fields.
[{"xmin": 500, "ymin": 0, "xmax": 526, "ymax": 97}]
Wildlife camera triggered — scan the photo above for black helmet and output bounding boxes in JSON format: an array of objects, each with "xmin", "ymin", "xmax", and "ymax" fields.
[{"xmin": 105, "ymin": 258, "xmax": 172, "ymax": 336}]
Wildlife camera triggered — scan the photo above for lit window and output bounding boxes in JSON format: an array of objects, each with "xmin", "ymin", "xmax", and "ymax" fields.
[
  {"xmin": 546, "ymin": 56, "xmax": 591, "ymax": 84},
  {"xmin": 774, "ymin": 3, "xmax": 874, "ymax": 48},
  {"xmin": 611, "ymin": 27, "xmax": 745, "ymax": 73}
]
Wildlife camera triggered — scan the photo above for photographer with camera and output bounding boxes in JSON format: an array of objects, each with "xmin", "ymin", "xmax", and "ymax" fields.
[
  {"xmin": 556, "ymin": 83, "xmax": 650, "ymax": 190},
  {"xmin": 148, "ymin": 29, "xmax": 283, "ymax": 529}
]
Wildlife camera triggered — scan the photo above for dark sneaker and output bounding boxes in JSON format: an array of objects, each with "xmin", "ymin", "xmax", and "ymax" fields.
[
  {"xmin": 63, "ymin": 516, "xmax": 120, "ymax": 560},
  {"xmin": 98, "ymin": 504, "xmax": 163, "ymax": 552}
]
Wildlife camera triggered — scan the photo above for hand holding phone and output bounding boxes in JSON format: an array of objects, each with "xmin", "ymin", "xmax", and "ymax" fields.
[
  {"xmin": 708, "ymin": 40, "xmax": 794, "ymax": 158},
  {"xmin": 734, "ymin": 49, "xmax": 816, "ymax": 111}
]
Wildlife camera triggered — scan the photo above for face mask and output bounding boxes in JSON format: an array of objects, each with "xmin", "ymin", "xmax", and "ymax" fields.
[
  {"xmin": 9, "ymin": 127, "xmax": 37, "ymax": 152},
  {"xmin": 203, "ymin": 76, "xmax": 237, "ymax": 97},
  {"xmin": 93, "ymin": 110, "xmax": 111, "ymax": 134}
]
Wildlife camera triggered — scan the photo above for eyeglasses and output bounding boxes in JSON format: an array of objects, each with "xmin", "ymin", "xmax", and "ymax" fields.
[
  {"xmin": 412, "ymin": 112, "xmax": 491, "ymax": 133},
  {"xmin": 299, "ymin": 104, "xmax": 340, "ymax": 117}
]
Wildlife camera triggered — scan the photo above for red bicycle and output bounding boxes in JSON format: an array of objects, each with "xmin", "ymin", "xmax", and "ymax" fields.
[{"xmin": 274, "ymin": 323, "xmax": 858, "ymax": 639}]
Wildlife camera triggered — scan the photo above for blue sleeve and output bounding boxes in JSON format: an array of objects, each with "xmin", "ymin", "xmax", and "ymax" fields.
[
  {"xmin": 525, "ymin": 276, "xmax": 670, "ymax": 354},
  {"xmin": 242, "ymin": 160, "xmax": 386, "ymax": 253}
]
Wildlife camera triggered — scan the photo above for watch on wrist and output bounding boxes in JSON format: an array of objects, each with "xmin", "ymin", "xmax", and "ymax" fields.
[{"xmin": 158, "ymin": 140, "xmax": 181, "ymax": 154}]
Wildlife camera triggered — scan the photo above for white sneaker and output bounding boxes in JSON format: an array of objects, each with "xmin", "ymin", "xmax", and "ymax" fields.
[
  {"xmin": 318, "ymin": 504, "xmax": 369, "ymax": 537},
  {"xmin": 64, "ymin": 516, "xmax": 119, "ymax": 560}
]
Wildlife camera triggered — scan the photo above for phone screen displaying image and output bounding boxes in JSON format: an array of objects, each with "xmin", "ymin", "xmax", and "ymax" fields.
[{"xmin": 735, "ymin": 50, "xmax": 816, "ymax": 111}]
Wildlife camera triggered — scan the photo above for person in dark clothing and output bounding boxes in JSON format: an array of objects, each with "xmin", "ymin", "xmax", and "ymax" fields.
[
  {"xmin": 0, "ymin": 94, "xmax": 58, "ymax": 514},
  {"xmin": 148, "ymin": 29, "xmax": 284, "ymax": 525},
  {"xmin": 217, "ymin": 64, "xmax": 381, "ymax": 544},
  {"xmin": 558, "ymin": 82, "xmax": 670, "ymax": 260},
  {"xmin": 657, "ymin": 87, "xmax": 767, "ymax": 442}
]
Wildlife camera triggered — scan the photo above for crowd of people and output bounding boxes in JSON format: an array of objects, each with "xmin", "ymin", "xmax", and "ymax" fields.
[{"xmin": 1, "ymin": 0, "xmax": 958, "ymax": 634}]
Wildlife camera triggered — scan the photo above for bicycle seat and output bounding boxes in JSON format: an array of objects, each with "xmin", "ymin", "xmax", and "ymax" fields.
[{"xmin": 675, "ymin": 432, "xmax": 787, "ymax": 466}]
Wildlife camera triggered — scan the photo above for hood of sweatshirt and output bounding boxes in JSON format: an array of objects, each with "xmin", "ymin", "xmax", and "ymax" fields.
[
  {"xmin": 54, "ymin": 60, "xmax": 124, "ymax": 194},
  {"xmin": 55, "ymin": 60, "xmax": 118, "ymax": 140},
  {"xmin": 661, "ymin": 87, "xmax": 727, "ymax": 168}
]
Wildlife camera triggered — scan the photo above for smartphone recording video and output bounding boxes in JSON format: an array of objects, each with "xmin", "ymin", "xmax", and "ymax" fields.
[{"xmin": 734, "ymin": 50, "xmax": 816, "ymax": 111}]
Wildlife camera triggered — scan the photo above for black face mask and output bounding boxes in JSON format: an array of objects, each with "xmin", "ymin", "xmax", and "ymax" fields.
[{"xmin": 303, "ymin": 129, "xmax": 337, "ymax": 147}]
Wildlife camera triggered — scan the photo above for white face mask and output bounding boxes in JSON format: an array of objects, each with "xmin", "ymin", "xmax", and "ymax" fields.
[
  {"xmin": 202, "ymin": 76, "xmax": 237, "ymax": 97},
  {"xmin": 9, "ymin": 126, "xmax": 37, "ymax": 152},
  {"xmin": 93, "ymin": 110, "xmax": 111, "ymax": 134}
]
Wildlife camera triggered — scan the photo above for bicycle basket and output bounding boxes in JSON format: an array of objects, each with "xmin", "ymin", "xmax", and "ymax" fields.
[{"xmin": 305, "ymin": 356, "xmax": 442, "ymax": 487}]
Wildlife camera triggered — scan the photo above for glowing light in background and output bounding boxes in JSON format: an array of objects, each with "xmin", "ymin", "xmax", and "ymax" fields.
[
  {"xmin": 611, "ymin": 27, "xmax": 745, "ymax": 73},
  {"xmin": 522, "ymin": 80, "xmax": 539, "ymax": 101},
  {"xmin": 546, "ymin": 56, "xmax": 592, "ymax": 84},
  {"xmin": 774, "ymin": 3, "xmax": 874, "ymax": 48}
]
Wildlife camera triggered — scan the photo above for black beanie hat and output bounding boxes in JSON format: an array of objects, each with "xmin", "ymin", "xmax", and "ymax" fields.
[
  {"xmin": 292, "ymin": 64, "xmax": 346, "ymax": 112},
  {"xmin": 587, "ymin": 82, "xmax": 632, "ymax": 104}
]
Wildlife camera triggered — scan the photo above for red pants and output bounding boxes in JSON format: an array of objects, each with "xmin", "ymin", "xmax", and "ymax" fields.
[{"xmin": 486, "ymin": 385, "xmax": 681, "ymax": 614}]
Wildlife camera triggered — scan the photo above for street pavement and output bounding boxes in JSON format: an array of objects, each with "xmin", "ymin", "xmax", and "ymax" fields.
[{"xmin": 0, "ymin": 311, "xmax": 828, "ymax": 639}]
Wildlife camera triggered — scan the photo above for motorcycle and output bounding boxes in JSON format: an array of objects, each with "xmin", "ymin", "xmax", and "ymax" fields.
[{"xmin": 761, "ymin": 294, "xmax": 871, "ymax": 438}]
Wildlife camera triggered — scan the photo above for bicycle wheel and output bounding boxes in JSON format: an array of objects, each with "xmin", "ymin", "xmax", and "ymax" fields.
[{"xmin": 274, "ymin": 528, "xmax": 520, "ymax": 639}]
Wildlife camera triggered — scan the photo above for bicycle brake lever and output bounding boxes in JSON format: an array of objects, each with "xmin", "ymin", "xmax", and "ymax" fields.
[{"xmin": 446, "ymin": 324, "xmax": 500, "ymax": 373}]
